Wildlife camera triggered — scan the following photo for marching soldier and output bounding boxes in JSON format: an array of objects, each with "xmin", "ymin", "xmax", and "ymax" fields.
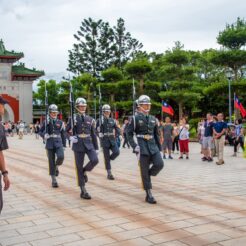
[
  {"xmin": 0, "ymin": 96, "xmax": 10, "ymax": 214},
  {"xmin": 97, "ymin": 104, "xmax": 120, "ymax": 180},
  {"xmin": 39, "ymin": 104, "xmax": 66, "ymax": 188},
  {"xmin": 66, "ymin": 98, "xmax": 99, "ymax": 200},
  {"xmin": 127, "ymin": 95, "xmax": 164, "ymax": 204}
]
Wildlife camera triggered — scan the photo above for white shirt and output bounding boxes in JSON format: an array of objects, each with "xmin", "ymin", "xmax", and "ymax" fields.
[{"xmin": 179, "ymin": 124, "xmax": 189, "ymax": 140}]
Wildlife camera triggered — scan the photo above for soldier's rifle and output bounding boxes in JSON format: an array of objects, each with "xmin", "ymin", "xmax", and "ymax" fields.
[
  {"xmin": 44, "ymin": 81, "xmax": 49, "ymax": 135},
  {"xmin": 69, "ymin": 80, "xmax": 76, "ymax": 135}
]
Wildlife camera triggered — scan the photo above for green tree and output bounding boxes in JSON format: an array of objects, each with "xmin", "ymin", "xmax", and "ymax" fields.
[
  {"xmin": 68, "ymin": 18, "xmax": 105, "ymax": 77},
  {"xmin": 112, "ymin": 18, "xmax": 143, "ymax": 69},
  {"xmin": 211, "ymin": 17, "xmax": 246, "ymax": 80},
  {"xmin": 217, "ymin": 17, "xmax": 246, "ymax": 49},
  {"xmin": 125, "ymin": 59, "xmax": 152, "ymax": 94},
  {"xmin": 68, "ymin": 18, "xmax": 143, "ymax": 76},
  {"xmin": 159, "ymin": 42, "xmax": 202, "ymax": 120}
]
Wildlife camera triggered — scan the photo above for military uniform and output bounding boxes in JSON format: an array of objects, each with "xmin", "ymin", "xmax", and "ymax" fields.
[
  {"xmin": 40, "ymin": 117, "xmax": 66, "ymax": 185},
  {"xmin": 66, "ymin": 113, "xmax": 99, "ymax": 193},
  {"xmin": 0, "ymin": 120, "xmax": 9, "ymax": 213},
  {"xmin": 127, "ymin": 95, "xmax": 164, "ymax": 204},
  {"xmin": 97, "ymin": 116, "xmax": 120, "ymax": 179}
]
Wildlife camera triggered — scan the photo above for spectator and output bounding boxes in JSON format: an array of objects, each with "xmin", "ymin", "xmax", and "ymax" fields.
[
  {"xmin": 197, "ymin": 119, "xmax": 205, "ymax": 155},
  {"xmin": 213, "ymin": 113, "xmax": 227, "ymax": 165},
  {"xmin": 178, "ymin": 118, "xmax": 190, "ymax": 159},
  {"xmin": 172, "ymin": 122, "xmax": 179, "ymax": 153},
  {"xmin": 18, "ymin": 121, "xmax": 25, "ymax": 139},
  {"xmin": 233, "ymin": 119, "xmax": 244, "ymax": 156},
  {"xmin": 34, "ymin": 121, "xmax": 40, "ymax": 139},
  {"xmin": 122, "ymin": 119, "xmax": 130, "ymax": 148},
  {"xmin": 0, "ymin": 96, "xmax": 11, "ymax": 214},
  {"xmin": 202, "ymin": 113, "xmax": 214, "ymax": 162},
  {"xmin": 161, "ymin": 116, "xmax": 173, "ymax": 159}
]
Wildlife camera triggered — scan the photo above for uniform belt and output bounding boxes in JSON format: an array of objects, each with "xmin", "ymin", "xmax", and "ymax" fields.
[
  {"xmin": 78, "ymin": 134, "xmax": 91, "ymax": 138},
  {"xmin": 103, "ymin": 133, "xmax": 115, "ymax": 137},
  {"xmin": 50, "ymin": 134, "xmax": 61, "ymax": 138},
  {"xmin": 136, "ymin": 134, "xmax": 154, "ymax": 140}
]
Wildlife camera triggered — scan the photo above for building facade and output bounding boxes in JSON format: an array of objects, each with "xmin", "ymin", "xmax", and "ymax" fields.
[{"xmin": 0, "ymin": 40, "xmax": 44, "ymax": 123}]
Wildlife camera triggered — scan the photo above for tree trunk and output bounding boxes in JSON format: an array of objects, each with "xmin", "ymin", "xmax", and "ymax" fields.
[
  {"xmin": 139, "ymin": 77, "xmax": 144, "ymax": 94},
  {"xmin": 110, "ymin": 94, "xmax": 115, "ymax": 103},
  {"xmin": 87, "ymin": 90, "xmax": 91, "ymax": 115},
  {"xmin": 178, "ymin": 102, "xmax": 183, "ymax": 122},
  {"xmin": 235, "ymin": 108, "xmax": 241, "ymax": 121}
]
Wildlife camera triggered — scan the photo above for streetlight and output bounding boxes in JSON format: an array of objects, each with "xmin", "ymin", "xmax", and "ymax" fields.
[
  {"xmin": 225, "ymin": 69, "xmax": 233, "ymax": 123},
  {"xmin": 93, "ymin": 90, "xmax": 97, "ymax": 120}
]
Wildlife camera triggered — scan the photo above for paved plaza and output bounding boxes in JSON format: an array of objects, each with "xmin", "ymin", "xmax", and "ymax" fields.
[{"xmin": 0, "ymin": 135, "xmax": 246, "ymax": 246}]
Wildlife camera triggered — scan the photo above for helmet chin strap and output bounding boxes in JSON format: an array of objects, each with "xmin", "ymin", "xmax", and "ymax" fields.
[
  {"xmin": 50, "ymin": 113, "xmax": 58, "ymax": 119},
  {"xmin": 76, "ymin": 106, "xmax": 86, "ymax": 114},
  {"xmin": 139, "ymin": 106, "xmax": 150, "ymax": 114}
]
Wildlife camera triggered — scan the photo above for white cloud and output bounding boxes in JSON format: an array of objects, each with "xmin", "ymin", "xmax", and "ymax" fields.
[{"xmin": 0, "ymin": 0, "xmax": 245, "ymax": 77}]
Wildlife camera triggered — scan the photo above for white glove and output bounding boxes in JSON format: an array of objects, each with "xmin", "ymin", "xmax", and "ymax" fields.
[
  {"xmin": 99, "ymin": 133, "xmax": 104, "ymax": 138},
  {"xmin": 70, "ymin": 136, "xmax": 78, "ymax": 144},
  {"xmin": 44, "ymin": 133, "xmax": 50, "ymax": 140},
  {"xmin": 160, "ymin": 151, "xmax": 163, "ymax": 159},
  {"xmin": 96, "ymin": 150, "xmax": 100, "ymax": 155},
  {"xmin": 134, "ymin": 145, "xmax": 140, "ymax": 153}
]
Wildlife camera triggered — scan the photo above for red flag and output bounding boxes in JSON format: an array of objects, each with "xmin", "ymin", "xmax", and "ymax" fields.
[
  {"xmin": 162, "ymin": 101, "xmax": 174, "ymax": 116},
  {"xmin": 235, "ymin": 95, "xmax": 246, "ymax": 118}
]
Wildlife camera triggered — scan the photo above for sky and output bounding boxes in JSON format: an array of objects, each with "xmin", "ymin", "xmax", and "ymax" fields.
[{"xmin": 0, "ymin": 0, "xmax": 245, "ymax": 83}]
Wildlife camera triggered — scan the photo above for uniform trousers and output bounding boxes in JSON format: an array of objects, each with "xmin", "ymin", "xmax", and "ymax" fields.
[
  {"xmin": 139, "ymin": 152, "xmax": 164, "ymax": 190},
  {"xmin": 47, "ymin": 147, "xmax": 64, "ymax": 176},
  {"xmin": 74, "ymin": 149, "xmax": 98, "ymax": 187},
  {"xmin": 102, "ymin": 144, "xmax": 119, "ymax": 170}
]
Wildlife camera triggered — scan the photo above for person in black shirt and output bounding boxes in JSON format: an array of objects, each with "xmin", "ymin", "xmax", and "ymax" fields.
[{"xmin": 0, "ymin": 96, "xmax": 10, "ymax": 214}]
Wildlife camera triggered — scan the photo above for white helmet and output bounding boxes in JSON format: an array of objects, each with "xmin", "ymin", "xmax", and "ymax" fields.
[
  {"xmin": 49, "ymin": 104, "xmax": 58, "ymax": 113},
  {"xmin": 102, "ymin": 104, "xmax": 111, "ymax": 112},
  {"xmin": 134, "ymin": 99, "xmax": 139, "ymax": 108},
  {"xmin": 138, "ymin": 95, "xmax": 151, "ymax": 105},
  {"xmin": 75, "ymin": 97, "xmax": 87, "ymax": 113},
  {"xmin": 75, "ymin": 97, "xmax": 87, "ymax": 107}
]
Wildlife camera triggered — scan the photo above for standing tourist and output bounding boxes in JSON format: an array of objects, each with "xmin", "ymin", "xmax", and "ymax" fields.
[
  {"xmin": 161, "ymin": 116, "xmax": 174, "ymax": 159},
  {"xmin": 202, "ymin": 113, "xmax": 214, "ymax": 162},
  {"xmin": 178, "ymin": 118, "xmax": 190, "ymax": 159},
  {"xmin": 233, "ymin": 119, "xmax": 244, "ymax": 156},
  {"xmin": 213, "ymin": 113, "xmax": 227, "ymax": 165},
  {"xmin": 0, "ymin": 96, "xmax": 11, "ymax": 214}
]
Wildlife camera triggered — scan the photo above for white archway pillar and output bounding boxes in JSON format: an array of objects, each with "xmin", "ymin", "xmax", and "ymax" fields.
[{"xmin": 3, "ymin": 104, "xmax": 15, "ymax": 122}]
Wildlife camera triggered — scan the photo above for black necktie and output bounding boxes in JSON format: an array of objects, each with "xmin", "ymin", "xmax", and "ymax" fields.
[{"xmin": 81, "ymin": 115, "xmax": 84, "ymax": 122}]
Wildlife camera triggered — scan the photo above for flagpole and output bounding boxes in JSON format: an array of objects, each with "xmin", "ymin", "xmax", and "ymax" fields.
[
  {"xmin": 233, "ymin": 92, "xmax": 236, "ymax": 123},
  {"xmin": 161, "ymin": 100, "xmax": 164, "ymax": 122}
]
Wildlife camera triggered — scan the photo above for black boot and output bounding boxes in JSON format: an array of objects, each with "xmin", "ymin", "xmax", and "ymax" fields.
[
  {"xmin": 55, "ymin": 166, "xmax": 59, "ymax": 177},
  {"xmin": 80, "ymin": 186, "xmax": 91, "ymax": 200},
  {"xmin": 107, "ymin": 170, "xmax": 115, "ymax": 180},
  {"xmin": 145, "ymin": 189, "xmax": 157, "ymax": 204},
  {"xmin": 83, "ymin": 169, "xmax": 88, "ymax": 183},
  {"xmin": 51, "ymin": 176, "xmax": 59, "ymax": 188}
]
